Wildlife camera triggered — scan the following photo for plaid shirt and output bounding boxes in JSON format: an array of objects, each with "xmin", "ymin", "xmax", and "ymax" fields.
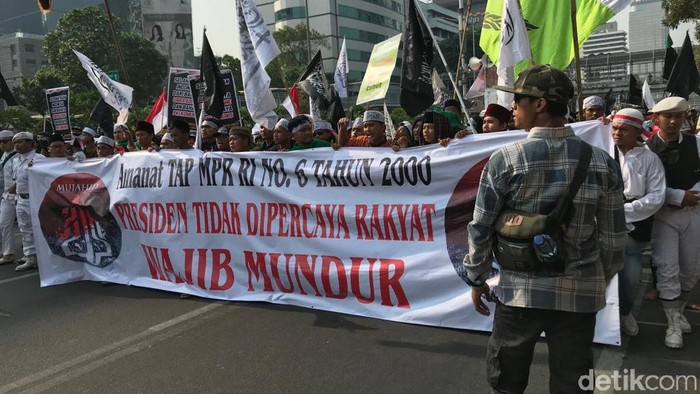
[{"xmin": 463, "ymin": 126, "xmax": 626, "ymax": 313}]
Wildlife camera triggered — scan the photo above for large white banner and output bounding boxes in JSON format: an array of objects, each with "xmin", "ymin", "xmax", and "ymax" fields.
[{"xmin": 29, "ymin": 121, "xmax": 619, "ymax": 345}]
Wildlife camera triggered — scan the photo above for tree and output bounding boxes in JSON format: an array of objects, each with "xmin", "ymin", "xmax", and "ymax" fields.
[
  {"xmin": 663, "ymin": 0, "xmax": 700, "ymax": 41},
  {"xmin": 43, "ymin": 6, "xmax": 168, "ymax": 105},
  {"xmin": 217, "ymin": 55, "xmax": 243, "ymax": 92},
  {"xmin": 435, "ymin": 32, "xmax": 483, "ymax": 76},
  {"xmin": 0, "ymin": 106, "xmax": 40, "ymax": 132},
  {"xmin": 267, "ymin": 25, "xmax": 330, "ymax": 87},
  {"xmin": 13, "ymin": 67, "xmax": 65, "ymax": 114}
]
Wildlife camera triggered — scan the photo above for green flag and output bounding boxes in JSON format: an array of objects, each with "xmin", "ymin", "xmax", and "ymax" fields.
[{"xmin": 480, "ymin": 0, "xmax": 631, "ymax": 71}]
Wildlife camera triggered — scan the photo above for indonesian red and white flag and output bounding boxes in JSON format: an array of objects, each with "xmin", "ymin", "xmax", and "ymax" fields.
[
  {"xmin": 282, "ymin": 85, "xmax": 301, "ymax": 118},
  {"xmin": 146, "ymin": 90, "xmax": 168, "ymax": 131}
]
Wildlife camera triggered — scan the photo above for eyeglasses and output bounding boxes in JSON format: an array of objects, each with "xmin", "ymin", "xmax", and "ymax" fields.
[{"xmin": 513, "ymin": 94, "xmax": 537, "ymax": 104}]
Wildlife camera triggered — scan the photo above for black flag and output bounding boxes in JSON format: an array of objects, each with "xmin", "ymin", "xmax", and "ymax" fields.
[
  {"xmin": 628, "ymin": 75, "xmax": 642, "ymax": 106},
  {"xmin": 400, "ymin": 0, "xmax": 434, "ymax": 117},
  {"xmin": 666, "ymin": 33, "xmax": 700, "ymax": 100},
  {"xmin": 90, "ymin": 98, "xmax": 114, "ymax": 138},
  {"xmin": 200, "ymin": 30, "xmax": 225, "ymax": 119},
  {"xmin": 298, "ymin": 50, "xmax": 343, "ymax": 122},
  {"xmin": 603, "ymin": 87, "xmax": 614, "ymax": 115},
  {"xmin": 662, "ymin": 34, "xmax": 677, "ymax": 80},
  {"xmin": 0, "ymin": 70, "xmax": 18, "ymax": 106}
]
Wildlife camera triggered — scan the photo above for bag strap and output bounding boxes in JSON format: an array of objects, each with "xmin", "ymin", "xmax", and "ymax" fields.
[{"xmin": 546, "ymin": 143, "xmax": 593, "ymax": 229}]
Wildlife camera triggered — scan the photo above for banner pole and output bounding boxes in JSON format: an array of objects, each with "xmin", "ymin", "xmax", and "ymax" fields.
[{"xmin": 569, "ymin": 0, "xmax": 584, "ymax": 121}]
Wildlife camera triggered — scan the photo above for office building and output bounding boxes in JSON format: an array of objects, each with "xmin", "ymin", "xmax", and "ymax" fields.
[
  {"xmin": 0, "ymin": 33, "xmax": 48, "ymax": 91},
  {"xmin": 256, "ymin": 0, "xmax": 405, "ymax": 104},
  {"xmin": 417, "ymin": 1, "xmax": 459, "ymax": 42},
  {"xmin": 628, "ymin": 0, "xmax": 668, "ymax": 53},
  {"xmin": 582, "ymin": 22, "xmax": 628, "ymax": 56}
]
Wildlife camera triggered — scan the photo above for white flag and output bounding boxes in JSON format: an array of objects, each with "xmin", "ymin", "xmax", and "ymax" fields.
[
  {"xmin": 642, "ymin": 78, "xmax": 656, "ymax": 110},
  {"xmin": 432, "ymin": 69, "xmax": 450, "ymax": 106},
  {"xmin": 334, "ymin": 37, "xmax": 349, "ymax": 98},
  {"xmin": 73, "ymin": 49, "xmax": 133, "ymax": 113},
  {"xmin": 383, "ymin": 102, "xmax": 396, "ymax": 139},
  {"xmin": 237, "ymin": 0, "xmax": 280, "ymax": 129},
  {"xmin": 496, "ymin": 0, "xmax": 531, "ymax": 107},
  {"xmin": 466, "ymin": 66, "xmax": 487, "ymax": 99}
]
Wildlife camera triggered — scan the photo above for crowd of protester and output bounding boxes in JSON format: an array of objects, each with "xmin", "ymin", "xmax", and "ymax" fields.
[{"xmin": 0, "ymin": 63, "xmax": 699, "ymax": 391}]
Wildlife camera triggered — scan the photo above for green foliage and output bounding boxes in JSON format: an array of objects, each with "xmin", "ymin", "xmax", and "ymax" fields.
[
  {"xmin": 663, "ymin": 0, "xmax": 700, "ymax": 41},
  {"xmin": 0, "ymin": 107, "xmax": 40, "ymax": 132},
  {"xmin": 13, "ymin": 67, "xmax": 65, "ymax": 114},
  {"xmin": 389, "ymin": 107, "xmax": 411, "ymax": 125},
  {"xmin": 268, "ymin": 25, "xmax": 330, "ymax": 87},
  {"xmin": 216, "ymin": 55, "xmax": 243, "ymax": 92},
  {"xmin": 435, "ymin": 31, "xmax": 482, "ymax": 76},
  {"xmin": 43, "ymin": 6, "xmax": 167, "ymax": 104}
]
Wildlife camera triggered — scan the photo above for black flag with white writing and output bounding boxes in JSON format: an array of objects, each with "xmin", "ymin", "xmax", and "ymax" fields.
[
  {"xmin": 200, "ymin": 30, "xmax": 225, "ymax": 119},
  {"xmin": 298, "ymin": 51, "xmax": 330, "ymax": 109},
  {"xmin": 400, "ymin": 0, "xmax": 434, "ymax": 117}
]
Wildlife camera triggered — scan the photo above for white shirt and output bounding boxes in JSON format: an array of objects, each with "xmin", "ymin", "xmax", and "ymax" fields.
[
  {"xmin": 647, "ymin": 133, "xmax": 700, "ymax": 207},
  {"xmin": 617, "ymin": 145, "xmax": 666, "ymax": 223},
  {"xmin": 0, "ymin": 150, "xmax": 15, "ymax": 194},
  {"xmin": 11, "ymin": 151, "xmax": 44, "ymax": 195}
]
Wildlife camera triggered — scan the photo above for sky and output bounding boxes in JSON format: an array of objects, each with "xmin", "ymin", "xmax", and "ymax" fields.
[
  {"xmin": 191, "ymin": 0, "xmax": 239, "ymax": 58},
  {"xmin": 190, "ymin": 1, "xmax": 698, "ymax": 59}
]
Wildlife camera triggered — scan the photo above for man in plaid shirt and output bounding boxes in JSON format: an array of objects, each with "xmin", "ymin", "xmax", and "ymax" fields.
[{"xmin": 463, "ymin": 65, "xmax": 626, "ymax": 393}]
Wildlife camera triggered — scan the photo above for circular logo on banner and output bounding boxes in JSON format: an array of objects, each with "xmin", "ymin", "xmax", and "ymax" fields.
[
  {"xmin": 38, "ymin": 173, "xmax": 121, "ymax": 268},
  {"xmin": 444, "ymin": 158, "xmax": 489, "ymax": 281}
]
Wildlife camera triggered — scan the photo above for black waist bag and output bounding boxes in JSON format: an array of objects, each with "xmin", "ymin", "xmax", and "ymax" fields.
[{"xmin": 492, "ymin": 143, "xmax": 592, "ymax": 272}]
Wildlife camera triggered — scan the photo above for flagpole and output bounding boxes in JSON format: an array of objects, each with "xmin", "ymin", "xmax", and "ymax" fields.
[
  {"xmin": 413, "ymin": 0, "xmax": 468, "ymax": 116},
  {"xmin": 103, "ymin": 0, "xmax": 130, "ymax": 86},
  {"xmin": 569, "ymin": 0, "xmax": 584, "ymax": 120}
]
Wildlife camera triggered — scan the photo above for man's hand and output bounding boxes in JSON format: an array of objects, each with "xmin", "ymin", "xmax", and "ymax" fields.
[
  {"xmin": 681, "ymin": 190, "xmax": 700, "ymax": 208},
  {"xmin": 471, "ymin": 283, "xmax": 492, "ymax": 316},
  {"xmin": 338, "ymin": 117, "xmax": 350, "ymax": 131},
  {"xmin": 439, "ymin": 138, "xmax": 451, "ymax": 147}
]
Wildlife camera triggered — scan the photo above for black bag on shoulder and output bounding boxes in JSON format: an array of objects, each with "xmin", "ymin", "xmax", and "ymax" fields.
[{"xmin": 493, "ymin": 144, "xmax": 593, "ymax": 272}]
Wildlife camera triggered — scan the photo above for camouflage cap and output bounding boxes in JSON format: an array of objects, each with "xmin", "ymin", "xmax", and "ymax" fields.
[{"xmin": 494, "ymin": 64, "xmax": 574, "ymax": 105}]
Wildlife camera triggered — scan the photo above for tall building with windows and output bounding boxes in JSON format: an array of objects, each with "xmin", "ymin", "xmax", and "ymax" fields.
[
  {"xmin": 582, "ymin": 22, "xmax": 628, "ymax": 57},
  {"xmin": 628, "ymin": 0, "xmax": 668, "ymax": 53},
  {"xmin": 256, "ymin": 0, "xmax": 405, "ymax": 104},
  {"xmin": 417, "ymin": 1, "xmax": 459, "ymax": 42},
  {"xmin": 0, "ymin": 33, "xmax": 48, "ymax": 90}
]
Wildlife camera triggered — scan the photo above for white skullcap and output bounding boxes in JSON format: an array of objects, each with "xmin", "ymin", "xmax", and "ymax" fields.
[
  {"xmin": 363, "ymin": 110, "xmax": 384, "ymax": 124},
  {"xmin": 113, "ymin": 123, "xmax": 128, "ymax": 132},
  {"xmin": 95, "ymin": 136, "xmax": 115, "ymax": 147},
  {"xmin": 0, "ymin": 130, "xmax": 14, "ymax": 139},
  {"xmin": 352, "ymin": 117, "xmax": 363, "ymax": 128},
  {"xmin": 313, "ymin": 121, "xmax": 333, "ymax": 131},
  {"xmin": 12, "ymin": 131, "xmax": 33, "ymax": 142},
  {"xmin": 275, "ymin": 118, "xmax": 289, "ymax": 131},
  {"xmin": 82, "ymin": 127, "xmax": 97, "ymax": 137},
  {"xmin": 583, "ymin": 96, "xmax": 604, "ymax": 109},
  {"xmin": 612, "ymin": 108, "xmax": 644, "ymax": 129}
]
